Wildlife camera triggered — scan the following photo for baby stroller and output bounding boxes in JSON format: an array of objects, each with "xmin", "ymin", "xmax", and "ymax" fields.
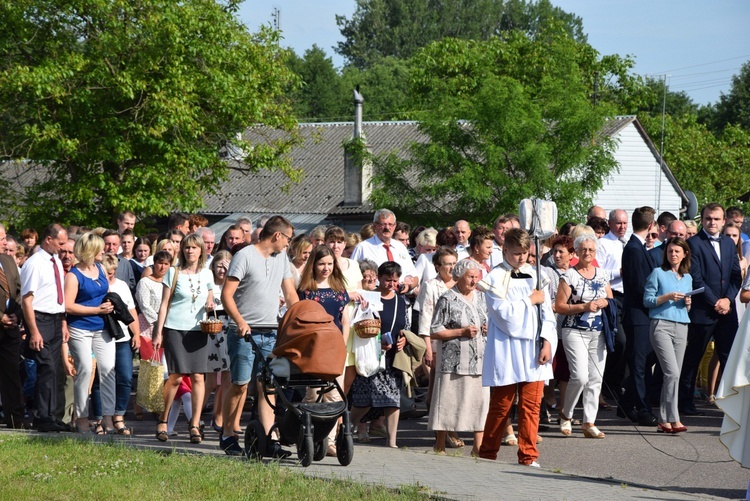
[{"xmin": 243, "ymin": 300, "xmax": 354, "ymax": 467}]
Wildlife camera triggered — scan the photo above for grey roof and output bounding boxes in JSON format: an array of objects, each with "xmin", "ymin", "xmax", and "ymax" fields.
[
  {"xmin": 208, "ymin": 212, "xmax": 329, "ymax": 238},
  {"xmin": 2, "ymin": 116, "xmax": 687, "ymax": 224},
  {"xmin": 201, "ymin": 121, "xmax": 426, "ymax": 216}
]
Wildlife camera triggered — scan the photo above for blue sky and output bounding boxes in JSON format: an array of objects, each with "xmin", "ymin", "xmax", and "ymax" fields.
[{"xmin": 237, "ymin": 0, "xmax": 750, "ymax": 106}]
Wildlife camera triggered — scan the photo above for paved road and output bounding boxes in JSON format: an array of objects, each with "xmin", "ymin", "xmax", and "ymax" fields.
[{"xmin": 6, "ymin": 394, "xmax": 744, "ymax": 500}]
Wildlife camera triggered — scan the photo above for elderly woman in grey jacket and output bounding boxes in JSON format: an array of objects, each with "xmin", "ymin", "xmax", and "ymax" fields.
[{"xmin": 428, "ymin": 259, "xmax": 490, "ymax": 456}]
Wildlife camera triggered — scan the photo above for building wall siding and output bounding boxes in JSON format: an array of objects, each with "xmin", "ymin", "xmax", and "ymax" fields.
[{"xmin": 594, "ymin": 122, "xmax": 682, "ymax": 221}]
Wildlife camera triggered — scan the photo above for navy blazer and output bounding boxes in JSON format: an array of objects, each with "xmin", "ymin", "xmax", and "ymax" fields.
[
  {"xmin": 687, "ymin": 231, "xmax": 742, "ymax": 325},
  {"xmin": 648, "ymin": 245, "xmax": 665, "ymax": 269},
  {"xmin": 621, "ymin": 234, "xmax": 655, "ymax": 327}
]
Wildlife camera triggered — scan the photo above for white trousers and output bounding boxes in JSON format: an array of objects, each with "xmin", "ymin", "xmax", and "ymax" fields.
[
  {"xmin": 68, "ymin": 326, "xmax": 116, "ymax": 419},
  {"xmin": 561, "ymin": 328, "xmax": 607, "ymax": 424}
]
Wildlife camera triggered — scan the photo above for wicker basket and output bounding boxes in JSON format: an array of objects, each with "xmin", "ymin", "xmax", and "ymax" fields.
[
  {"xmin": 200, "ymin": 311, "xmax": 223, "ymax": 334},
  {"xmin": 354, "ymin": 318, "xmax": 381, "ymax": 339}
]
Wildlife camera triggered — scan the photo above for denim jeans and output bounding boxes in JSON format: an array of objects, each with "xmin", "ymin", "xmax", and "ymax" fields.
[
  {"xmin": 114, "ymin": 342, "xmax": 134, "ymax": 416},
  {"xmin": 89, "ymin": 342, "xmax": 134, "ymax": 418},
  {"xmin": 227, "ymin": 327, "xmax": 276, "ymax": 385}
]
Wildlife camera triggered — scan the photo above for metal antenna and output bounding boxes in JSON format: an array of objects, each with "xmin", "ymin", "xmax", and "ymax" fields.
[
  {"xmin": 657, "ymin": 74, "xmax": 669, "ymax": 215},
  {"xmin": 272, "ymin": 7, "xmax": 281, "ymax": 31}
]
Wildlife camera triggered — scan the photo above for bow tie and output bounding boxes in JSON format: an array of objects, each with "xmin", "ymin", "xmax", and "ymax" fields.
[
  {"xmin": 511, "ymin": 270, "xmax": 533, "ymax": 279},
  {"xmin": 708, "ymin": 236, "xmax": 721, "ymax": 242}
]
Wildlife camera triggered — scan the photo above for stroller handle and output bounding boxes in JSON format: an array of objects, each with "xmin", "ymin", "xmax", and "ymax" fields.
[{"xmin": 241, "ymin": 325, "xmax": 277, "ymax": 343}]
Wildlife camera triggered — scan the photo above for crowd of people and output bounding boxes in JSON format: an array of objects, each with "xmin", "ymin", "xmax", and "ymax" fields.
[{"xmin": 0, "ymin": 202, "xmax": 748, "ymax": 468}]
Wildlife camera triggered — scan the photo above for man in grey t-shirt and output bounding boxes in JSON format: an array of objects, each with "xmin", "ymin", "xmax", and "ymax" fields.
[{"xmin": 220, "ymin": 216, "xmax": 298, "ymax": 456}]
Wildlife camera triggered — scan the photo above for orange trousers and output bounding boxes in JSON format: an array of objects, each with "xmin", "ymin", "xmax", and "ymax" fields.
[{"xmin": 479, "ymin": 381, "xmax": 544, "ymax": 465}]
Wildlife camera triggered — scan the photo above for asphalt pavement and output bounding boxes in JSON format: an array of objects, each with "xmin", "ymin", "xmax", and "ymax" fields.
[{"xmin": 5, "ymin": 393, "xmax": 745, "ymax": 500}]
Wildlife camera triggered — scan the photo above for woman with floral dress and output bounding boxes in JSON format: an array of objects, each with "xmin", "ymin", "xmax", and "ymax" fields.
[
  {"xmin": 297, "ymin": 245, "xmax": 356, "ymax": 456},
  {"xmin": 428, "ymin": 259, "xmax": 489, "ymax": 456}
]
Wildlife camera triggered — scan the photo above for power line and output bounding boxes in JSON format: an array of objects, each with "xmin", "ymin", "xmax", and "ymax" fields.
[
  {"xmin": 675, "ymin": 82, "xmax": 734, "ymax": 93},
  {"xmin": 659, "ymin": 54, "xmax": 750, "ymax": 74},
  {"xmin": 668, "ymin": 67, "xmax": 741, "ymax": 80},
  {"xmin": 675, "ymin": 76, "xmax": 734, "ymax": 88}
]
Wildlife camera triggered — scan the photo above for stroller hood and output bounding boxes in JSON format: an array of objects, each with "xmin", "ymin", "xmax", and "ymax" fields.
[{"xmin": 273, "ymin": 299, "xmax": 346, "ymax": 380}]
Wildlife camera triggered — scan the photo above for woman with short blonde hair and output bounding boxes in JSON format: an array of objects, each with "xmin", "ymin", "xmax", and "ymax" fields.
[
  {"xmin": 74, "ymin": 233, "xmax": 104, "ymax": 266},
  {"xmin": 65, "ymin": 232, "xmax": 116, "ymax": 435}
]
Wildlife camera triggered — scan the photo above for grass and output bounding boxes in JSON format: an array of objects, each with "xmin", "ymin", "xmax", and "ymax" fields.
[{"xmin": 0, "ymin": 434, "xmax": 426, "ymax": 500}]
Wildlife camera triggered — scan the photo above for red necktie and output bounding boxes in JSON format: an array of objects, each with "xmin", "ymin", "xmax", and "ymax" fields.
[
  {"xmin": 383, "ymin": 244, "xmax": 394, "ymax": 262},
  {"xmin": 51, "ymin": 257, "xmax": 63, "ymax": 305}
]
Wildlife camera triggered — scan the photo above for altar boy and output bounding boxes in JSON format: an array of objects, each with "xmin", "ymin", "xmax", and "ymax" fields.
[{"xmin": 477, "ymin": 228, "xmax": 557, "ymax": 467}]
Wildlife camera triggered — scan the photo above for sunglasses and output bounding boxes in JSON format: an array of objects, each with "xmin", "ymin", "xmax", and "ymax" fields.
[{"xmin": 648, "ymin": 233, "xmax": 659, "ymax": 239}]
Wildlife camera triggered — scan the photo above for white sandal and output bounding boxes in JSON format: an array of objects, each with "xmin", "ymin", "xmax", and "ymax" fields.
[
  {"xmin": 559, "ymin": 416, "xmax": 572, "ymax": 436},
  {"xmin": 582, "ymin": 425, "xmax": 605, "ymax": 439},
  {"xmin": 502, "ymin": 433, "xmax": 518, "ymax": 446}
]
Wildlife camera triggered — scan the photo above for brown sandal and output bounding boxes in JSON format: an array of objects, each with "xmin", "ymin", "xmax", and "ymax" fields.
[
  {"xmin": 155, "ymin": 420, "xmax": 168, "ymax": 442},
  {"xmin": 189, "ymin": 425, "xmax": 202, "ymax": 444}
]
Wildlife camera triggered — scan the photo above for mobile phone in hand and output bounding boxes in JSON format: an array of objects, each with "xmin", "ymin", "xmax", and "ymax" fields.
[{"xmin": 381, "ymin": 331, "xmax": 393, "ymax": 345}]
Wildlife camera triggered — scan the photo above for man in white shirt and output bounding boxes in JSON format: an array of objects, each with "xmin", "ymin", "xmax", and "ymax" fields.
[
  {"xmin": 454, "ymin": 220, "xmax": 471, "ymax": 260},
  {"xmin": 350, "ymin": 209, "xmax": 417, "ymax": 292},
  {"xmin": 194, "ymin": 227, "xmax": 216, "ymax": 268},
  {"xmin": 489, "ymin": 215, "xmax": 513, "ymax": 269},
  {"xmin": 20, "ymin": 224, "xmax": 69, "ymax": 432},
  {"xmin": 587, "ymin": 205, "xmax": 607, "ymax": 221},
  {"xmin": 596, "ymin": 209, "xmax": 628, "ymax": 295}
]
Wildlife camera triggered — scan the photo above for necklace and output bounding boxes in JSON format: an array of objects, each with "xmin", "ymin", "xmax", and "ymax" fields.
[{"xmin": 187, "ymin": 271, "xmax": 201, "ymax": 312}]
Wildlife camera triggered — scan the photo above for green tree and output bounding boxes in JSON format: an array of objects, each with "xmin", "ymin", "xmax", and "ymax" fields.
[
  {"xmin": 335, "ymin": 0, "xmax": 585, "ymax": 70},
  {"xmin": 0, "ymin": 0, "xmax": 300, "ymax": 229},
  {"xmin": 340, "ymin": 57, "xmax": 415, "ymax": 121},
  {"xmin": 624, "ymin": 77, "xmax": 698, "ymax": 118},
  {"xmin": 370, "ymin": 28, "xmax": 620, "ymax": 226},
  {"xmin": 712, "ymin": 61, "xmax": 750, "ymax": 132},
  {"xmin": 287, "ymin": 45, "xmax": 349, "ymax": 121},
  {"xmin": 639, "ymin": 114, "xmax": 750, "ymax": 212}
]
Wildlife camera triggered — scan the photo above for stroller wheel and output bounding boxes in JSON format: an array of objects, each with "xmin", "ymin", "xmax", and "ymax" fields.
[
  {"xmin": 297, "ymin": 433, "xmax": 314, "ymax": 467},
  {"xmin": 313, "ymin": 437, "xmax": 328, "ymax": 462},
  {"xmin": 244, "ymin": 420, "xmax": 267, "ymax": 460},
  {"xmin": 336, "ymin": 431, "xmax": 354, "ymax": 466}
]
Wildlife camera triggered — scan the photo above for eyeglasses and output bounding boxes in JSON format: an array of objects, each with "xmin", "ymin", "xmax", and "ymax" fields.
[
  {"xmin": 377, "ymin": 222, "xmax": 396, "ymax": 228},
  {"xmin": 648, "ymin": 233, "xmax": 659, "ymax": 239},
  {"xmin": 278, "ymin": 232, "xmax": 293, "ymax": 241}
]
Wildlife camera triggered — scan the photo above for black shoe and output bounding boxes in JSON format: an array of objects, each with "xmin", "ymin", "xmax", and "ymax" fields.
[
  {"xmin": 637, "ymin": 411, "xmax": 658, "ymax": 426},
  {"xmin": 37, "ymin": 421, "xmax": 65, "ymax": 432},
  {"xmin": 56, "ymin": 420, "xmax": 74, "ymax": 432},
  {"xmin": 266, "ymin": 440, "xmax": 292, "ymax": 459},
  {"xmin": 220, "ymin": 435, "xmax": 245, "ymax": 456},
  {"xmin": 680, "ymin": 406, "xmax": 706, "ymax": 416},
  {"xmin": 616, "ymin": 405, "xmax": 638, "ymax": 423}
]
